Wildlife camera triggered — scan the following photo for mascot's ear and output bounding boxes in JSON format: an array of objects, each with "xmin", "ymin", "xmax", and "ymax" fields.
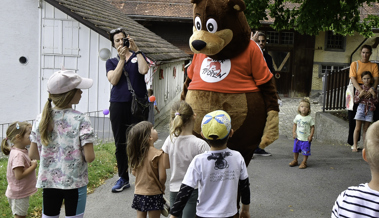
[{"xmin": 228, "ymin": 0, "xmax": 246, "ymax": 12}]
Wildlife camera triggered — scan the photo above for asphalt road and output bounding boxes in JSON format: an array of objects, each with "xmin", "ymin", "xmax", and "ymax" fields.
[{"xmin": 61, "ymin": 127, "xmax": 370, "ymax": 218}]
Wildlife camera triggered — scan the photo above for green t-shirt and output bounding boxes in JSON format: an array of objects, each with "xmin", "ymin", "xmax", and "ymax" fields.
[{"xmin": 293, "ymin": 114, "xmax": 314, "ymax": 141}]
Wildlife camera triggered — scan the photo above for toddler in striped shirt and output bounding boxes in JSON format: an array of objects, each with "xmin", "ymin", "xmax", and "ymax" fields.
[{"xmin": 331, "ymin": 120, "xmax": 379, "ymax": 217}]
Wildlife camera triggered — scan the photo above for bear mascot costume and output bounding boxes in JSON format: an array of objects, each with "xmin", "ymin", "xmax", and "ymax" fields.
[{"xmin": 181, "ymin": 0, "xmax": 279, "ymax": 167}]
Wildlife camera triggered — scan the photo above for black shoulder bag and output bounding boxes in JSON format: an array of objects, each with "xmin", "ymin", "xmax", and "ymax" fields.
[{"xmin": 124, "ymin": 70, "xmax": 149, "ymax": 120}]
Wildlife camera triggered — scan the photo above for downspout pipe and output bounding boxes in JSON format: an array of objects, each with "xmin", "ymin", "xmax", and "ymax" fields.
[{"xmin": 350, "ymin": 38, "xmax": 368, "ymax": 64}]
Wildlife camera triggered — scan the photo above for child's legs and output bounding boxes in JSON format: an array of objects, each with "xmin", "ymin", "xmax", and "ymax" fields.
[
  {"xmin": 300, "ymin": 140, "xmax": 311, "ymax": 163},
  {"xmin": 170, "ymin": 190, "xmax": 198, "ymax": 218},
  {"xmin": 353, "ymin": 120, "xmax": 362, "ymax": 148},
  {"xmin": 182, "ymin": 189, "xmax": 198, "ymax": 218},
  {"xmin": 362, "ymin": 121, "xmax": 371, "ymax": 143},
  {"xmin": 292, "ymin": 139, "xmax": 300, "ymax": 160},
  {"xmin": 42, "ymin": 189, "xmax": 64, "ymax": 217},
  {"xmin": 8, "ymin": 197, "xmax": 29, "ymax": 218},
  {"xmin": 64, "ymin": 186, "xmax": 87, "ymax": 218},
  {"xmin": 137, "ymin": 211, "xmax": 147, "ymax": 218},
  {"xmin": 147, "ymin": 210, "xmax": 161, "ymax": 218}
]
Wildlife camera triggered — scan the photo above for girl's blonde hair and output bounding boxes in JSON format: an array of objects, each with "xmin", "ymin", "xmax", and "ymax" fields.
[
  {"xmin": 39, "ymin": 90, "xmax": 77, "ymax": 146},
  {"xmin": 127, "ymin": 121, "xmax": 153, "ymax": 171},
  {"xmin": 1, "ymin": 122, "xmax": 32, "ymax": 155},
  {"xmin": 298, "ymin": 97, "xmax": 311, "ymax": 116},
  {"xmin": 169, "ymin": 101, "xmax": 194, "ymax": 139}
]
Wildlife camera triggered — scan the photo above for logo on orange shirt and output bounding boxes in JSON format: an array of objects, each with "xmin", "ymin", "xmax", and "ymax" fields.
[{"xmin": 200, "ymin": 57, "xmax": 231, "ymax": 83}]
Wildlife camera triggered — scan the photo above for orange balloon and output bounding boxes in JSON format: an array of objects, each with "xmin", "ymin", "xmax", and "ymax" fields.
[{"xmin": 149, "ymin": 96, "xmax": 156, "ymax": 102}]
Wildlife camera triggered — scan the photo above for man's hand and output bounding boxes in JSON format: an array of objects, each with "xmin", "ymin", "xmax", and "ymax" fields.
[{"xmin": 251, "ymin": 31, "xmax": 259, "ymax": 42}]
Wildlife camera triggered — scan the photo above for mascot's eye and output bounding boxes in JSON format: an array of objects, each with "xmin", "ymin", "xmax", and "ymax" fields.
[
  {"xmin": 194, "ymin": 17, "xmax": 202, "ymax": 31},
  {"xmin": 206, "ymin": 18, "xmax": 218, "ymax": 33}
]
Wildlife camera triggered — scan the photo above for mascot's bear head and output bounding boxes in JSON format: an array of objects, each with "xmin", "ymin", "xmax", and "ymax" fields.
[{"xmin": 189, "ymin": 0, "xmax": 251, "ymax": 60}]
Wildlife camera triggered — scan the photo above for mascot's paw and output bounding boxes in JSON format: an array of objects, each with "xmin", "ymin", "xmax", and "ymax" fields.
[{"xmin": 259, "ymin": 110, "xmax": 279, "ymax": 149}]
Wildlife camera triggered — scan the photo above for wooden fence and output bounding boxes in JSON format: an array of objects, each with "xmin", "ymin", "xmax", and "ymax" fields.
[{"xmin": 322, "ymin": 67, "xmax": 350, "ymax": 111}]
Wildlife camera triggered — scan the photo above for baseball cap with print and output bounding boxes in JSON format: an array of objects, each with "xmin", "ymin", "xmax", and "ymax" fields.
[
  {"xmin": 47, "ymin": 70, "xmax": 93, "ymax": 94},
  {"xmin": 201, "ymin": 110, "xmax": 231, "ymax": 140}
]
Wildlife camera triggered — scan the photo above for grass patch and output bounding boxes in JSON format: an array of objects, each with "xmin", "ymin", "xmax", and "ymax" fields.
[{"xmin": 0, "ymin": 143, "xmax": 116, "ymax": 217}]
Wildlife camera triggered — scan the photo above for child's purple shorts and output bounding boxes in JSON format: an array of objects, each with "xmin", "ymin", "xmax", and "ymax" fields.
[{"xmin": 293, "ymin": 139, "xmax": 311, "ymax": 156}]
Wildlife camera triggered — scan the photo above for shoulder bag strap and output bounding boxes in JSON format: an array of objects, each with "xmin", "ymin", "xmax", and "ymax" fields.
[{"xmin": 116, "ymin": 56, "xmax": 134, "ymax": 94}]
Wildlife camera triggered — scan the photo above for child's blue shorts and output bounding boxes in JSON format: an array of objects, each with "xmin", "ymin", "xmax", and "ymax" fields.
[
  {"xmin": 354, "ymin": 103, "xmax": 374, "ymax": 122},
  {"xmin": 293, "ymin": 139, "xmax": 311, "ymax": 156}
]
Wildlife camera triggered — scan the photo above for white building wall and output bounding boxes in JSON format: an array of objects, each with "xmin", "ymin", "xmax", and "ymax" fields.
[
  {"xmin": 0, "ymin": 0, "xmax": 186, "ymax": 131},
  {"xmin": 0, "ymin": 0, "xmax": 40, "ymax": 124},
  {"xmin": 39, "ymin": 2, "xmax": 113, "ymax": 116}
]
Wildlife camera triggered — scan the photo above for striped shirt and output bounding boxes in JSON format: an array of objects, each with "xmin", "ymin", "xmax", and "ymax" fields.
[{"xmin": 331, "ymin": 183, "xmax": 379, "ymax": 218}]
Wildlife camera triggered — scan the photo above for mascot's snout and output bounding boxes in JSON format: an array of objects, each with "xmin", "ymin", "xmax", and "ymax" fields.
[{"xmin": 192, "ymin": 40, "xmax": 207, "ymax": 51}]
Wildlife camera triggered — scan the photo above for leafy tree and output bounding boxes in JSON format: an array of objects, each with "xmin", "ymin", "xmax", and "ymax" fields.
[{"xmin": 244, "ymin": 0, "xmax": 379, "ymax": 37}]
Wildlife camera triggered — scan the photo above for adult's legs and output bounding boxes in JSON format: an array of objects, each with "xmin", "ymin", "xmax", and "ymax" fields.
[
  {"xmin": 347, "ymin": 103, "xmax": 359, "ymax": 145},
  {"xmin": 110, "ymin": 102, "xmax": 130, "ymax": 182}
]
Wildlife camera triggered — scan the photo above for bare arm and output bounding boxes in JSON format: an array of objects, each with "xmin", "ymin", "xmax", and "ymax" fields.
[
  {"xmin": 308, "ymin": 126, "xmax": 315, "ymax": 142},
  {"xmin": 13, "ymin": 160, "xmax": 37, "ymax": 180},
  {"xmin": 107, "ymin": 50, "xmax": 126, "ymax": 86},
  {"xmin": 158, "ymin": 154, "xmax": 167, "ymax": 192},
  {"xmin": 128, "ymin": 36, "xmax": 149, "ymax": 75},
  {"xmin": 240, "ymin": 204, "xmax": 250, "ymax": 218},
  {"xmin": 29, "ymin": 142, "xmax": 40, "ymax": 160},
  {"xmin": 292, "ymin": 124, "xmax": 297, "ymax": 139},
  {"xmin": 162, "ymin": 152, "xmax": 170, "ymax": 169},
  {"xmin": 350, "ymin": 77, "xmax": 363, "ymax": 93},
  {"xmin": 83, "ymin": 143, "xmax": 95, "ymax": 163}
]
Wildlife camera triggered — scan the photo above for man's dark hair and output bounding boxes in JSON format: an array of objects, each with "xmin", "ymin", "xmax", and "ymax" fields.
[
  {"xmin": 257, "ymin": 32, "xmax": 266, "ymax": 39},
  {"xmin": 109, "ymin": 27, "xmax": 127, "ymax": 48}
]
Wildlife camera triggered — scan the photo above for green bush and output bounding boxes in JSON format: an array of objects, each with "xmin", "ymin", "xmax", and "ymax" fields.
[{"xmin": 0, "ymin": 143, "xmax": 116, "ymax": 217}]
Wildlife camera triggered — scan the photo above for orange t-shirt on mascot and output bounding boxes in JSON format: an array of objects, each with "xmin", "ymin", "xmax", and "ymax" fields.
[{"xmin": 187, "ymin": 40, "xmax": 273, "ymax": 93}]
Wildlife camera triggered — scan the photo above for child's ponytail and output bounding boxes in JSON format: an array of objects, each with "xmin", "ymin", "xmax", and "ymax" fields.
[
  {"xmin": 39, "ymin": 97, "xmax": 53, "ymax": 146},
  {"xmin": 39, "ymin": 90, "xmax": 77, "ymax": 146},
  {"xmin": 1, "ymin": 138, "xmax": 10, "ymax": 155},
  {"xmin": 1, "ymin": 121, "xmax": 31, "ymax": 155},
  {"xmin": 169, "ymin": 101, "xmax": 194, "ymax": 139}
]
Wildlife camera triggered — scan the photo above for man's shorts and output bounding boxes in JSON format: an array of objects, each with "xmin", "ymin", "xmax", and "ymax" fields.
[
  {"xmin": 8, "ymin": 196, "xmax": 30, "ymax": 216},
  {"xmin": 354, "ymin": 103, "xmax": 374, "ymax": 122},
  {"xmin": 293, "ymin": 139, "xmax": 311, "ymax": 156}
]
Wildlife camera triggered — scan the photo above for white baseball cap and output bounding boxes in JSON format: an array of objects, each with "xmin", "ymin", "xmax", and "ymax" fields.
[{"xmin": 47, "ymin": 70, "xmax": 93, "ymax": 94}]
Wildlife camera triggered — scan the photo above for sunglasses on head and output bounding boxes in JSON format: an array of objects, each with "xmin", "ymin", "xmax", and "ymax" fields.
[{"xmin": 110, "ymin": 27, "xmax": 124, "ymax": 34}]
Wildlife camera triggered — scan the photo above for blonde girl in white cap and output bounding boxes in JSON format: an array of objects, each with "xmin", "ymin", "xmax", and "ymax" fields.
[
  {"xmin": 2, "ymin": 121, "xmax": 37, "ymax": 218},
  {"xmin": 29, "ymin": 70, "xmax": 95, "ymax": 218}
]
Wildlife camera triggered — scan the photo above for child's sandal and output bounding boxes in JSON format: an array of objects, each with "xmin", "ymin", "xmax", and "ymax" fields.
[
  {"xmin": 299, "ymin": 162, "xmax": 307, "ymax": 169},
  {"xmin": 289, "ymin": 160, "xmax": 298, "ymax": 167}
]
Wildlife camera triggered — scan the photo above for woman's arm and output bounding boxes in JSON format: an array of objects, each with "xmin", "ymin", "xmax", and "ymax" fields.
[
  {"xmin": 83, "ymin": 143, "xmax": 95, "ymax": 163},
  {"xmin": 29, "ymin": 142, "xmax": 40, "ymax": 160},
  {"xmin": 107, "ymin": 45, "xmax": 126, "ymax": 85},
  {"xmin": 13, "ymin": 160, "xmax": 37, "ymax": 180},
  {"xmin": 128, "ymin": 36, "xmax": 149, "ymax": 75},
  {"xmin": 350, "ymin": 77, "xmax": 363, "ymax": 93}
]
